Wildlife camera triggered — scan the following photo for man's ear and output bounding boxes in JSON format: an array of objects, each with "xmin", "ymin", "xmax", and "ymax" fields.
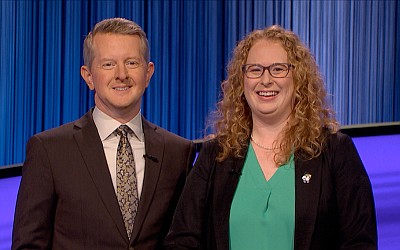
[
  {"xmin": 145, "ymin": 62, "xmax": 155, "ymax": 88},
  {"xmin": 81, "ymin": 65, "xmax": 95, "ymax": 90}
]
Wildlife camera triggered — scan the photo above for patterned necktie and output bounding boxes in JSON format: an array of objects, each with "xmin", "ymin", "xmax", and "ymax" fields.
[{"xmin": 116, "ymin": 125, "xmax": 138, "ymax": 239}]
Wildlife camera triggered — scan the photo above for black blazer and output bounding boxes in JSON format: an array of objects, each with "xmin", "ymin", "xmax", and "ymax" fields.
[
  {"xmin": 12, "ymin": 110, "xmax": 195, "ymax": 250},
  {"xmin": 164, "ymin": 132, "xmax": 377, "ymax": 250}
]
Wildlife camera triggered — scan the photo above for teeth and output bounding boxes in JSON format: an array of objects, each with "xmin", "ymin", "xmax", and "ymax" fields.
[
  {"xmin": 258, "ymin": 91, "xmax": 278, "ymax": 97},
  {"xmin": 115, "ymin": 87, "xmax": 129, "ymax": 91}
]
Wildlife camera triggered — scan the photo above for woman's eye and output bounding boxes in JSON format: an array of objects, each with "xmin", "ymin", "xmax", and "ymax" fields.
[
  {"xmin": 248, "ymin": 67, "xmax": 262, "ymax": 73},
  {"xmin": 271, "ymin": 66, "xmax": 285, "ymax": 72}
]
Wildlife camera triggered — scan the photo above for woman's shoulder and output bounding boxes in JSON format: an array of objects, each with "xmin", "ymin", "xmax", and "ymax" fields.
[
  {"xmin": 194, "ymin": 134, "xmax": 219, "ymax": 148},
  {"xmin": 321, "ymin": 130, "xmax": 361, "ymax": 164},
  {"xmin": 196, "ymin": 137, "xmax": 220, "ymax": 155},
  {"xmin": 325, "ymin": 130, "xmax": 353, "ymax": 148}
]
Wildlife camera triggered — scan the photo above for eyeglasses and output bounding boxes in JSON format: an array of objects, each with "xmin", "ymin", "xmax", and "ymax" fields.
[{"xmin": 242, "ymin": 63, "xmax": 294, "ymax": 79}]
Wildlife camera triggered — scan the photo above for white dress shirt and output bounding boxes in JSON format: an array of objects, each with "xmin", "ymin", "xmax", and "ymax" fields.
[{"xmin": 93, "ymin": 107, "xmax": 145, "ymax": 198}]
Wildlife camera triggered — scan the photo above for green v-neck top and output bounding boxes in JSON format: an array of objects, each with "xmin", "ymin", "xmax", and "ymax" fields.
[{"xmin": 229, "ymin": 143, "xmax": 295, "ymax": 250}]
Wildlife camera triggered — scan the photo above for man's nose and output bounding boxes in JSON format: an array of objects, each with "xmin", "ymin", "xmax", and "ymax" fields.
[{"xmin": 115, "ymin": 64, "xmax": 128, "ymax": 80}]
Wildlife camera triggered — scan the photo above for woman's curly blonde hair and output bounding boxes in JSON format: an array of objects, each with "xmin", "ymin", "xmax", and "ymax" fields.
[{"xmin": 212, "ymin": 25, "xmax": 339, "ymax": 163}]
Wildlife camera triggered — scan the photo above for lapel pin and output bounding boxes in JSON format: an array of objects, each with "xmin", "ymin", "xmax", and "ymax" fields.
[{"xmin": 302, "ymin": 173, "xmax": 312, "ymax": 184}]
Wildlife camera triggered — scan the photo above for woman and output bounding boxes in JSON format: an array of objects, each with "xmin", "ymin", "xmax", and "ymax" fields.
[{"xmin": 164, "ymin": 25, "xmax": 377, "ymax": 250}]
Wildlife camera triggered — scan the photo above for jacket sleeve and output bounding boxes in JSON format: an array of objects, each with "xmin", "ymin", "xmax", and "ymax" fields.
[
  {"xmin": 164, "ymin": 140, "xmax": 217, "ymax": 249},
  {"xmin": 12, "ymin": 135, "xmax": 56, "ymax": 250},
  {"xmin": 332, "ymin": 133, "xmax": 378, "ymax": 249}
]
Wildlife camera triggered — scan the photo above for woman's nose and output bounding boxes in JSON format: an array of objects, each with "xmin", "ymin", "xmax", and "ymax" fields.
[{"xmin": 260, "ymin": 68, "xmax": 274, "ymax": 83}]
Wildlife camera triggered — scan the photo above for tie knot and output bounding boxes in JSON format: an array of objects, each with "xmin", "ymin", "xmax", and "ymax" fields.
[{"xmin": 116, "ymin": 125, "xmax": 132, "ymax": 137}]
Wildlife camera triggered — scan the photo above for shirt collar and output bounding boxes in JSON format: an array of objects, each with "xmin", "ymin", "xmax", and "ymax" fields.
[{"xmin": 93, "ymin": 107, "xmax": 144, "ymax": 142}]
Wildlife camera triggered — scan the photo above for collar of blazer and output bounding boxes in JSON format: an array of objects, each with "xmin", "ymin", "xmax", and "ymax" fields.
[
  {"xmin": 207, "ymin": 140, "xmax": 321, "ymax": 250},
  {"xmin": 130, "ymin": 117, "xmax": 164, "ymax": 242},
  {"xmin": 73, "ymin": 110, "xmax": 167, "ymax": 243},
  {"xmin": 73, "ymin": 110, "xmax": 130, "ymax": 242}
]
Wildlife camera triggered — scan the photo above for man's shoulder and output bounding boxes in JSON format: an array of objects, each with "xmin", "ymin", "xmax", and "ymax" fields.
[
  {"xmin": 157, "ymin": 126, "xmax": 190, "ymax": 142},
  {"xmin": 33, "ymin": 111, "xmax": 93, "ymax": 141},
  {"xmin": 142, "ymin": 118, "xmax": 191, "ymax": 145},
  {"xmin": 34, "ymin": 121, "xmax": 75, "ymax": 139}
]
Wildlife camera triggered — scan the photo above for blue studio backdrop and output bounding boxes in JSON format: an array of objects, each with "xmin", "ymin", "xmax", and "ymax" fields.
[{"xmin": 1, "ymin": 0, "xmax": 399, "ymax": 166}]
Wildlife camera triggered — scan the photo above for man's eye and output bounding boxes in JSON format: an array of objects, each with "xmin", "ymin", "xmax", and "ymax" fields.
[
  {"xmin": 126, "ymin": 61, "xmax": 140, "ymax": 68},
  {"xmin": 102, "ymin": 63, "xmax": 115, "ymax": 70}
]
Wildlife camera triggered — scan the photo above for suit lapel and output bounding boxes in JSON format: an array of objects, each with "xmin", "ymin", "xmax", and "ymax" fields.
[
  {"xmin": 130, "ymin": 117, "xmax": 164, "ymax": 241},
  {"xmin": 213, "ymin": 147, "xmax": 247, "ymax": 250},
  {"xmin": 73, "ymin": 111, "xmax": 128, "ymax": 243},
  {"xmin": 210, "ymin": 143, "xmax": 321, "ymax": 250},
  {"xmin": 294, "ymin": 154, "xmax": 322, "ymax": 250}
]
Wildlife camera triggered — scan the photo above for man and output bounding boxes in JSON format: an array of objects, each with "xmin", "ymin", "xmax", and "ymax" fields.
[{"xmin": 12, "ymin": 18, "xmax": 194, "ymax": 249}]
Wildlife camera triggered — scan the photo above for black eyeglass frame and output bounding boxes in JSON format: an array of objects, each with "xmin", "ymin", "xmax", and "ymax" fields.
[{"xmin": 241, "ymin": 63, "xmax": 295, "ymax": 79}]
